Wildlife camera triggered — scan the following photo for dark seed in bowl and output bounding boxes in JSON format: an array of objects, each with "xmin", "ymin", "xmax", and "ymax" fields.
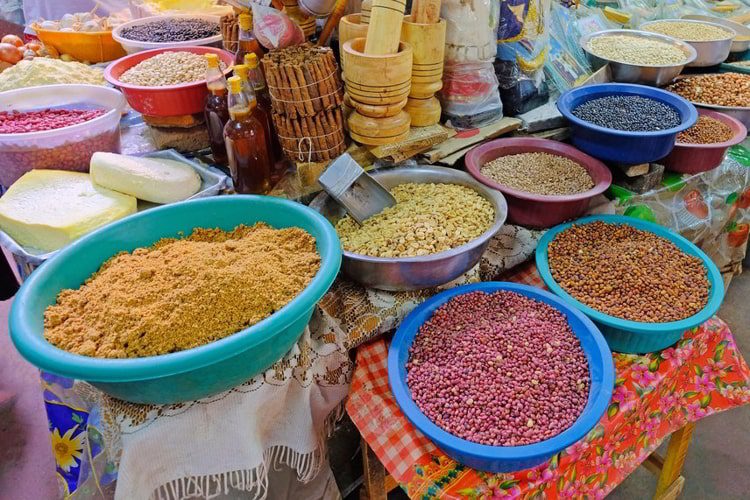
[
  {"xmin": 120, "ymin": 18, "xmax": 220, "ymax": 43},
  {"xmin": 571, "ymin": 95, "xmax": 681, "ymax": 132}
]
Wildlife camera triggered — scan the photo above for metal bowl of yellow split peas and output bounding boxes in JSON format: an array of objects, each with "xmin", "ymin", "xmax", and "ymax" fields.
[
  {"xmin": 581, "ymin": 29, "xmax": 697, "ymax": 87},
  {"xmin": 310, "ymin": 166, "xmax": 508, "ymax": 291},
  {"xmin": 640, "ymin": 19, "xmax": 735, "ymax": 67}
]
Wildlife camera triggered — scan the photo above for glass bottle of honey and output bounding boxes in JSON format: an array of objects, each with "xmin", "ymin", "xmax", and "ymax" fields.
[
  {"xmin": 234, "ymin": 63, "xmax": 275, "ymax": 167},
  {"xmin": 235, "ymin": 13, "xmax": 264, "ymax": 66},
  {"xmin": 223, "ymin": 76, "xmax": 271, "ymax": 194},
  {"xmin": 245, "ymin": 53, "xmax": 285, "ymax": 181},
  {"xmin": 204, "ymin": 53, "xmax": 229, "ymax": 166}
]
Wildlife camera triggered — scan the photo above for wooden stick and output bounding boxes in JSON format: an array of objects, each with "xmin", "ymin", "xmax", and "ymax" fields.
[
  {"xmin": 414, "ymin": 0, "xmax": 440, "ymax": 24},
  {"xmin": 364, "ymin": 0, "xmax": 405, "ymax": 55},
  {"xmin": 318, "ymin": 0, "xmax": 349, "ymax": 47}
]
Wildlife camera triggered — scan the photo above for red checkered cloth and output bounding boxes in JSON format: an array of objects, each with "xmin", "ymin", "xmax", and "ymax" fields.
[{"xmin": 346, "ymin": 261, "xmax": 750, "ymax": 498}]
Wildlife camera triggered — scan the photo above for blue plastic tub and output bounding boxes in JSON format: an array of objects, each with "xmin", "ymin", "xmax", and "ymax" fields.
[
  {"xmin": 388, "ymin": 282, "xmax": 615, "ymax": 473},
  {"xmin": 557, "ymin": 83, "xmax": 697, "ymax": 164},
  {"xmin": 9, "ymin": 196, "xmax": 342, "ymax": 404},
  {"xmin": 536, "ymin": 215, "xmax": 724, "ymax": 354}
]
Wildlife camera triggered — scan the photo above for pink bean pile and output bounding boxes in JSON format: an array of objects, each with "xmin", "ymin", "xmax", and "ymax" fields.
[
  {"xmin": 406, "ymin": 290, "xmax": 590, "ymax": 447},
  {"xmin": 0, "ymin": 109, "xmax": 105, "ymax": 134}
]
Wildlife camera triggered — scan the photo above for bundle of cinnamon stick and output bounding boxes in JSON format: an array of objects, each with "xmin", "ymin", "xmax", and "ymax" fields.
[
  {"xmin": 263, "ymin": 44, "xmax": 344, "ymax": 118},
  {"xmin": 263, "ymin": 43, "xmax": 346, "ymax": 162}
]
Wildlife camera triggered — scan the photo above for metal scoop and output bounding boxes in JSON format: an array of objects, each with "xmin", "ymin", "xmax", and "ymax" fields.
[{"xmin": 318, "ymin": 153, "xmax": 396, "ymax": 225}]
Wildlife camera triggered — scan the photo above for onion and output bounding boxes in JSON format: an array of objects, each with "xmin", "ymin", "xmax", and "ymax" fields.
[
  {"xmin": 1, "ymin": 35, "xmax": 22, "ymax": 47},
  {"xmin": 0, "ymin": 43, "xmax": 22, "ymax": 64}
]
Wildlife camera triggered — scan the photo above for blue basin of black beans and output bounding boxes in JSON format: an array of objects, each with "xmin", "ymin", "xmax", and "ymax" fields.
[{"xmin": 571, "ymin": 95, "xmax": 681, "ymax": 132}]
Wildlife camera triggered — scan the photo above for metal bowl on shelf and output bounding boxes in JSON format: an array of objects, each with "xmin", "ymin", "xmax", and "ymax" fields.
[
  {"xmin": 682, "ymin": 14, "xmax": 750, "ymax": 53},
  {"xmin": 309, "ymin": 166, "xmax": 508, "ymax": 292},
  {"xmin": 580, "ymin": 29, "xmax": 696, "ymax": 87},
  {"xmin": 640, "ymin": 19, "xmax": 736, "ymax": 67}
]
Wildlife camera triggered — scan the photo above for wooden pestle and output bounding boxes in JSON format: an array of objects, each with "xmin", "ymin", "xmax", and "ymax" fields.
[
  {"xmin": 414, "ymin": 0, "xmax": 440, "ymax": 23},
  {"xmin": 363, "ymin": 0, "xmax": 406, "ymax": 54}
]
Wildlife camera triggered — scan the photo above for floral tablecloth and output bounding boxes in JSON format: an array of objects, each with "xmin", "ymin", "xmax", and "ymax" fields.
[{"xmin": 346, "ymin": 262, "xmax": 750, "ymax": 499}]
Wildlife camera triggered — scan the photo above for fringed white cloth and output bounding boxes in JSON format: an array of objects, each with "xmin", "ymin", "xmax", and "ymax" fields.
[{"xmin": 106, "ymin": 327, "xmax": 351, "ymax": 500}]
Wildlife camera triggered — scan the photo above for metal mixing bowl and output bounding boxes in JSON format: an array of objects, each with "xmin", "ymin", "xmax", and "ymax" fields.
[
  {"xmin": 309, "ymin": 166, "xmax": 508, "ymax": 291},
  {"xmin": 580, "ymin": 30, "xmax": 696, "ymax": 87},
  {"xmin": 682, "ymin": 14, "xmax": 750, "ymax": 53},
  {"xmin": 640, "ymin": 19, "xmax": 735, "ymax": 67}
]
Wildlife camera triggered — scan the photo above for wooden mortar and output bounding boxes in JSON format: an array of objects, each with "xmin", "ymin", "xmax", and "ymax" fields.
[
  {"xmin": 339, "ymin": 14, "xmax": 369, "ymax": 71},
  {"xmin": 401, "ymin": 15, "xmax": 446, "ymax": 126},
  {"xmin": 343, "ymin": 37, "xmax": 413, "ymax": 144},
  {"xmin": 361, "ymin": 0, "xmax": 372, "ymax": 25}
]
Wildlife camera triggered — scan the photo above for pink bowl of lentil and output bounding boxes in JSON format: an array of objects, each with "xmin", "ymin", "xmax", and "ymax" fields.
[
  {"xmin": 104, "ymin": 46, "xmax": 234, "ymax": 117},
  {"xmin": 536, "ymin": 215, "xmax": 724, "ymax": 354},
  {"xmin": 388, "ymin": 282, "xmax": 615, "ymax": 473},
  {"xmin": 661, "ymin": 108, "xmax": 747, "ymax": 174},
  {"xmin": 465, "ymin": 137, "xmax": 612, "ymax": 228}
]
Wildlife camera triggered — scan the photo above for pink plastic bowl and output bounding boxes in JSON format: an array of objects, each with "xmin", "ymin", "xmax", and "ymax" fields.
[
  {"xmin": 465, "ymin": 138, "xmax": 612, "ymax": 228},
  {"xmin": 104, "ymin": 46, "xmax": 234, "ymax": 117},
  {"xmin": 661, "ymin": 109, "xmax": 747, "ymax": 174}
]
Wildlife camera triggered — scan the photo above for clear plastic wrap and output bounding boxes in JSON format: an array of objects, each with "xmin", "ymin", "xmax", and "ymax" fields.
[
  {"xmin": 252, "ymin": 3, "xmax": 305, "ymax": 50},
  {"xmin": 440, "ymin": 61, "xmax": 503, "ymax": 129},
  {"xmin": 544, "ymin": 3, "xmax": 594, "ymax": 92},
  {"xmin": 439, "ymin": 0, "xmax": 503, "ymax": 129}
]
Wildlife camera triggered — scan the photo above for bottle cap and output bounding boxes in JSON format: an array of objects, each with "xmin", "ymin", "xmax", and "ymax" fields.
[
  {"xmin": 228, "ymin": 76, "xmax": 242, "ymax": 93},
  {"xmin": 234, "ymin": 64, "xmax": 249, "ymax": 81},
  {"xmin": 238, "ymin": 13, "xmax": 252, "ymax": 30},
  {"xmin": 244, "ymin": 52, "xmax": 259, "ymax": 68},
  {"xmin": 205, "ymin": 53, "xmax": 219, "ymax": 67}
]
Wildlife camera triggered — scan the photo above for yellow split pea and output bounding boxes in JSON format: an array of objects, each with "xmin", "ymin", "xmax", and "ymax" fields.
[{"xmin": 335, "ymin": 182, "xmax": 495, "ymax": 258}]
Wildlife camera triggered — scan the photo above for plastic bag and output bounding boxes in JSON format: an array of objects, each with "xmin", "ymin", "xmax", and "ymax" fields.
[
  {"xmin": 251, "ymin": 3, "xmax": 305, "ymax": 50},
  {"xmin": 543, "ymin": 2, "xmax": 594, "ymax": 92},
  {"xmin": 496, "ymin": 0, "xmax": 551, "ymax": 116},
  {"xmin": 440, "ymin": 0, "xmax": 499, "ymax": 63},
  {"xmin": 440, "ymin": 61, "xmax": 504, "ymax": 129}
]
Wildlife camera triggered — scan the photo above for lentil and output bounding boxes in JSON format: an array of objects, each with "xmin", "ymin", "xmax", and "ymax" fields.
[
  {"xmin": 481, "ymin": 152, "xmax": 594, "ymax": 196},
  {"xmin": 0, "ymin": 109, "xmax": 105, "ymax": 134},
  {"xmin": 642, "ymin": 20, "xmax": 733, "ymax": 42},
  {"xmin": 571, "ymin": 95, "xmax": 681, "ymax": 132},
  {"xmin": 676, "ymin": 115, "xmax": 734, "ymax": 144},
  {"xmin": 666, "ymin": 73, "xmax": 750, "ymax": 108},
  {"xmin": 119, "ymin": 18, "xmax": 220, "ymax": 43},
  {"xmin": 44, "ymin": 223, "xmax": 320, "ymax": 358},
  {"xmin": 335, "ymin": 183, "xmax": 495, "ymax": 258},
  {"xmin": 587, "ymin": 34, "xmax": 687, "ymax": 66},
  {"xmin": 406, "ymin": 290, "xmax": 590, "ymax": 446},
  {"xmin": 119, "ymin": 51, "xmax": 225, "ymax": 87},
  {"xmin": 547, "ymin": 221, "xmax": 709, "ymax": 322}
]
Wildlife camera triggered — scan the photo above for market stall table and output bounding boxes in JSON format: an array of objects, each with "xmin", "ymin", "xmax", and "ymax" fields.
[{"xmin": 346, "ymin": 261, "xmax": 750, "ymax": 499}]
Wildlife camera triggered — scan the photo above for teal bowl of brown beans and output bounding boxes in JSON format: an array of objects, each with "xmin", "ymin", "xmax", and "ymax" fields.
[{"xmin": 536, "ymin": 215, "xmax": 724, "ymax": 354}]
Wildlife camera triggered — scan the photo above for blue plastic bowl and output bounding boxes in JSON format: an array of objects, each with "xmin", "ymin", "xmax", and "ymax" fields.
[
  {"xmin": 557, "ymin": 83, "xmax": 698, "ymax": 164},
  {"xmin": 536, "ymin": 215, "xmax": 724, "ymax": 354},
  {"xmin": 388, "ymin": 282, "xmax": 614, "ymax": 473},
  {"xmin": 9, "ymin": 196, "xmax": 342, "ymax": 404}
]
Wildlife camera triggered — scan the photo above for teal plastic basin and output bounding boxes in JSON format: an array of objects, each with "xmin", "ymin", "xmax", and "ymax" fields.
[
  {"xmin": 9, "ymin": 196, "xmax": 342, "ymax": 404},
  {"xmin": 536, "ymin": 215, "xmax": 724, "ymax": 354}
]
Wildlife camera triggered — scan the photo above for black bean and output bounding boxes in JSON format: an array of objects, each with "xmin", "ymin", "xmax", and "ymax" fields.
[
  {"xmin": 120, "ymin": 19, "xmax": 220, "ymax": 43},
  {"xmin": 571, "ymin": 95, "xmax": 681, "ymax": 132}
]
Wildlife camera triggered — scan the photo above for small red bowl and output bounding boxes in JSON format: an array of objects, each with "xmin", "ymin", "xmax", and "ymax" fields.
[
  {"xmin": 104, "ymin": 46, "xmax": 234, "ymax": 117},
  {"xmin": 661, "ymin": 109, "xmax": 747, "ymax": 174},
  {"xmin": 465, "ymin": 138, "xmax": 612, "ymax": 228}
]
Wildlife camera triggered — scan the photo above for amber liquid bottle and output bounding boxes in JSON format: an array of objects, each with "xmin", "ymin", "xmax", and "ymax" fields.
[
  {"xmin": 234, "ymin": 63, "xmax": 275, "ymax": 168},
  {"xmin": 235, "ymin": 13, "xmax": 265, "ymax": 66},
  {"xmin": 224, "ymin": 76, "xmax": 272, "ymax": 194},
  {"xmin": 204, "ymin": 53, "xmax": 229, "ymax": 166},
  {"xmin": 245, "ymin": 53, "xmax": 285, "ymax": 182}
]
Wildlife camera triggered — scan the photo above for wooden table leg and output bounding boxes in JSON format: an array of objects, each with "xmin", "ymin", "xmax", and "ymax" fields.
[
  {"xmin": 653, "ymin": 422, "xmax": 696, "ymax": 500},
  {"xmin": 360, "ymin": 437, "xmax": 388, "ymax": 500}
]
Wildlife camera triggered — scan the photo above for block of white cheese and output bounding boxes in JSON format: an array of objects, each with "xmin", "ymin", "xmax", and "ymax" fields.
[
  {"xmin": 0, "ymin": 170, "xmax": 137, "ymax": 252},
  {"xmin": 90, "ymin": 152, "xmax": 202, "ymax": 204}
]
